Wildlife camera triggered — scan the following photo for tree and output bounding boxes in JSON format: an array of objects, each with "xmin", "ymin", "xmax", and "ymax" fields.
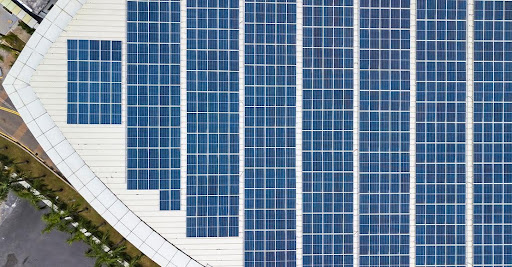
[
  {"xmin": 85, "ymin": 240, "xmax": 123, "ymax": 267},
  {"xmin": 0, "ymin": 162, "xmax": 22, "ymax": 201},
  {"xmin": 76, "ymin": 217, "xmax": 101, "ymax": 237},
  {"xmin": 97, "ymin": 231, "xmax": 113, "ymax": 248},
  {"xmin": 15, "ymin": 189, "xmax": 46, "ymax": 209},
  {"xmin": 108, "ymin": 244, "xmax": 128, "ymax": 265},
  {"xmin": 0, "ymin": 177, "xmax": 10, "ymax": 201},
  {"xmin": 0, "ymin": 154, "xmax": 14, "ymax": 167},
  {"xmin": 126, "ymin": 254, "xmax": 143, "ymax": 267},
  {"xmin": 68, "ymin": 203, "xmax": 89, "ymax": 215},
  {"xmin": 66, "ymin": 227, "xmax": 90, "ymax": 245},
  {"xmin": 41, "ymin": 208, "xmax": 72, "ymax": 234},
  {"xmin": 0, "ymin": 33, "xmax": 25, "ymax": 55},
  {"xmin": 85, "ymin": 240, "xmax": 109, "ymax": 267},
  {"xmin": 29, "ymin": 179, "xmax": 58, "ymax": 200},
  {"xmin": 18, "ymin": 20, "xmax": 35, "ymax": 34}
]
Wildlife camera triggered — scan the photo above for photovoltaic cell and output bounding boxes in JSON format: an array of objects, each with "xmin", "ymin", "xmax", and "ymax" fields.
[
  {"xmin": 245, "ymin": 0, "xmax": 297, "ymax": 266},
  {"xmin": 474, "ymin": 1, "xmax": 512, "ymax": 266},
  {"xmin": 186, "ymin": 0, "xmax": 240, "ymax": 238},
  {"xmin": 359, "ymin": 0, "xmax": 411, "ymax": 266},
  {"xmin": 303, "ymin": 1, "xmax": 354, "ymax": 266},
  {"xmin": 126, "ymin": 0, "xmax": 181, "ymax": 210},
  {"xmin": 416, "ymin": 1, "xmax": 467, "ymax": 266},
  {"xmin": 67, "ymin": 39, "xmax": 122, "ymax": 125}
]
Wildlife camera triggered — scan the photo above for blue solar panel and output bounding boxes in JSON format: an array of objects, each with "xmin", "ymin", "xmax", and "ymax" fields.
[
  {"xmin": 244, "ymin": 0, "xmax": 297, "ymax": 266},
  {"xmin": 303, "ymin": 1, "xmax": 354, "ymax": 266},
  {"xmin": 474, "ymin": 1, "xmax": 512, "ymax": 266},
  {"xmin": 416, "ymin": 1, "xmax": 467, "ymax": 266},
  {"xmin": 126, "ymin": 0, "xmax": 181, "ymax": 211},
  {"xmin": 185, "ymin": 0, "xmax": 240, "ymax": 238},
  {"xmin": 359, "ymin": 0, "xmax": 410, "ymax": 266},
  {"xmin": 67, "ymin": 39, "xmax": 122, "ymax": 125}
]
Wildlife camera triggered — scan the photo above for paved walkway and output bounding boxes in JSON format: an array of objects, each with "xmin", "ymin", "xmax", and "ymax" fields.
[{"xmin": 0, "ymin": 193, "xmax": 96, "ymax": 267}]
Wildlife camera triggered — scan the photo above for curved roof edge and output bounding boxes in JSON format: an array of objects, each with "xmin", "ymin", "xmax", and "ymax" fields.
[{"xmin": 2, "ymin": 1, "xmax": 202, "ymax": 266}]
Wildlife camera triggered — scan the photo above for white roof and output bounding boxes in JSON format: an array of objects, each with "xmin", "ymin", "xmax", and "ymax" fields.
[{"xmin": 3, "ymin": 0, "xmax": 243, "ymax": 266}]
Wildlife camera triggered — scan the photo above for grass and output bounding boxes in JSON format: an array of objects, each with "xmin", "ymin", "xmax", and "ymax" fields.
[{"xmin": 0, "ymin": 135, "xmax": 159, "ymax": 267}]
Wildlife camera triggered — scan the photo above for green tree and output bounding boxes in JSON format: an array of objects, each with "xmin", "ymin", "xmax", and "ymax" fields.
[
  {"xmin": 15, "ymin": 189, "xmax": 45, "ymax": 209},
  {"xmin": 126, "ymin": 254, "xmax": 143, "ymax": 267},
  {"xmin": 68, "ymin": 202, "xmax": 89, "ymax": 215},
  {"xmin": 85, "ymin": 240, "xmax": 123, "ymax": 267},
  {"xmin": 0, "ymin": 33, "xmax": 25, "ymax": 55},
  {"xmin": 0, "ymin": 176, "xmax": 10, "ymax": 201},
  {"xmin": 41, "ymin": 208, "xmax": 72, "ymax": 234},
  {"xmin": 108, "ymin": 244, "xmax": 128, "ymax": 265},
  {"xmin": 0, "ymin": 154, "xmax": 14, "ymax": 167},
  {"xmin": 18, "ymin": 21, "xmax": 35, "ymax": 34},
  {"xmin": 66, "ymin": 227, "xmax": 90, "ymax": 245},
  {"xmin": 76, "ymin": 216, "xmax": 102, "ymax": 237},
  {"xmin": 0, "ymin": 161, "xmax": 23, "ymax": 201},
  {"xmin": 29, "ymin": 178, "xmax": 58, "ymax": 200}
]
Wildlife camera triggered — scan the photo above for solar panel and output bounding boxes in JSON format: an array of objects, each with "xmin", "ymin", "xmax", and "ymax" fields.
[
  {"xmin": 126, "ymin": 0, "xmax": 181, "ymax": 210},
  {"xmin": 67, "ymin": 39, "xmax": 122, "ymax": 125},
  {"xmin": 303, "ymin": 1, "xmax": 354, "ymax": 266},
  {"xmin": 359, "ymin": 0, "xmax": 411, "ymax": 266},
  {"xmin": 416, "ymin": 0, "xmax": 467, "ymax": 266},
  {"xmin": 244, "ymin": 0, "xmax": 298, "ymax": 265},
  {"xmin": 185, "ymin": 0, "xmax": 240, "ymax": 238},
  {"xmin": 474, "ymin": 1, "xmax": 512, "ymax": 265}
]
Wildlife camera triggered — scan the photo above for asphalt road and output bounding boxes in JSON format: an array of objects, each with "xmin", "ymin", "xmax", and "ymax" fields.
[{"xmin": 0, "ymin": 193, "xmax": 95, "ymax": 267}]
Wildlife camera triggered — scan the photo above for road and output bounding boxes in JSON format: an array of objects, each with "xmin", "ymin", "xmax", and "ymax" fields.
[{"xmin": 0, "ymin": 193, "xmax": 96, "ymax": 267}]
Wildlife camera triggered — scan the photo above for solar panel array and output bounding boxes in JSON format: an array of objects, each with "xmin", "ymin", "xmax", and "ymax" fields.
[
  {"xmin": 60, "ymin": 1, "xmax": 512, "ymax": 265},
  {"xmin": 185, "ymin": 0, "xmax": 240, "ymax": 238},
  {"xmin": 126, "ymin": 0, "xmax": 182, "ymax": 210},
  {"xmin": 416, "ymin": 1, "xmax": 467, "ymax": 266},
  {"xmin": 244, "ymin": 0, "xmax": 297, "ymax": 265},
  {"xmin": 67, "ymin": 40, "xmax": 122, "ymax": 125},
  {"xmin": 359, "ymin": 0, "xmax": 411, "ymax": 266},
  {"xmin": 474, "ymin": 1, "xmax": 512, "ymax": 266},
  {"xmin": 303, "ymin": 1, "xmax": 354, "ymax": 266}
]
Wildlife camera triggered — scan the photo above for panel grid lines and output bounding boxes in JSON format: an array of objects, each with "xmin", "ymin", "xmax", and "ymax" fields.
[
  {"xmin": 474, "ymin": 1, "xmax": 512, "ymax": 266},
  {"xmin": 185, "ymin": 0, "xmax": 240, "ymax": 238},
  {"xmin": 67, "ymin": 39, "xmax": 122, "ymax": 125},
  {"xmin": 359, "ymin": 0, "xmax": 411, "ymax": 266},
  {"xmin": 244, "ymin": 0, "xmax": 298, "ymax": 266},
  {"xmin": 416, "ymin": 1, "xmax": 467, "ymax": 266},
  {"xmin": 126, "ymin": 0, "xmax": 181, "ymax": 210},
  {"xmin": 302, "ymin": 0, "xmax": 354, "ymax": 266}
]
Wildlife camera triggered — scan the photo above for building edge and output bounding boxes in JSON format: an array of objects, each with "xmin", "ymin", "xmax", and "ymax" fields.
[{"xmin": 2, "ymin": 0, "xmax": 204, "ymax": 266}]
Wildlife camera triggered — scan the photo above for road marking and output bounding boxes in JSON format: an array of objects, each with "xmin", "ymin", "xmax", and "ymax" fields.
[{"xmin": 0, "ymin": 106, "xmax": 20, "ymax": 116}]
